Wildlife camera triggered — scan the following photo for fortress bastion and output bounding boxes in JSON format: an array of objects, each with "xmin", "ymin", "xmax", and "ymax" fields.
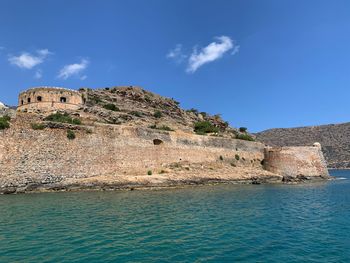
[{"xmin": 17, "ymin": 87, "xmax": 84, "ymax": 113}]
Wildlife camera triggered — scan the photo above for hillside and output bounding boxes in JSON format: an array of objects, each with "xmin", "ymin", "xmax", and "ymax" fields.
[
  {"xmin": 78, "ymin": 86, "xmax": 253, "ymax": 140},
  {"xmin": 256, "ymin": 123, "xmax": 350, "ymax": 168}
]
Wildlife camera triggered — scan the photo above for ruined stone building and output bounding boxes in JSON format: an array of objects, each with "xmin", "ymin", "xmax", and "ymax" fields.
[{"xmin": 17, "ymin": 87, "xmax": 83, "ymax": 113}]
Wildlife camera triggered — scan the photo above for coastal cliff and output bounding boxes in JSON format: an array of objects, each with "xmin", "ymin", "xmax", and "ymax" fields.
[{"xmin": 0, "ymin": 86, "xmax": 330, "ymax": 193}]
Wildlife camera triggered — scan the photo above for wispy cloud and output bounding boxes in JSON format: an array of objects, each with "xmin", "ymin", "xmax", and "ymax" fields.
[
  {"xmin": 167, "ymin": 36, "xmax": 239, "ymax": 73},
  {"xmin": 187, "ymin": 36, "xmax": 235, "ymax": 73},
  {"xmin": 8, "ymin": 49, "xmax": 52, "ymax": 69},
  {"xmin": 57, "ymin": 59, "xmax": 89, "ymax": 80},
  {"xmin": 231, "ymin": 45, "xmax": 240, "ymax": 55},
  {"xmin": 166, "ymin": 44, "xmax": 187, "ymax": 63},
  {"xmin": 34, "ymin": 69, "xmax": 42, "ymax": 79}
]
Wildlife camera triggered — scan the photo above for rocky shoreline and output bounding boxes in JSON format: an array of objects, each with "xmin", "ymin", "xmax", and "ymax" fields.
[{"xmin": 0, "ymin": 169, "xmax": 332, "ymax": 194}]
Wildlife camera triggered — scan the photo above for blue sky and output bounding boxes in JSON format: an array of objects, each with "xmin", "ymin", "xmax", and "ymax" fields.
[{"xmin": 1, "ymin": 0, "xmax": 350, "ymax": 132}]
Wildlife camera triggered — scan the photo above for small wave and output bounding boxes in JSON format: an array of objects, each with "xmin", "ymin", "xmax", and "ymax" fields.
[{"xmin": 335, "ymin": 177, "xmax": 347, "ymax": 180}]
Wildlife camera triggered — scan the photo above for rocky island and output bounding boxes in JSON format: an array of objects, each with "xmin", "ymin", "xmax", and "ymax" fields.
[{"xmin": 0, "ymin": 86, "xmax": 330, "ymax": 194}]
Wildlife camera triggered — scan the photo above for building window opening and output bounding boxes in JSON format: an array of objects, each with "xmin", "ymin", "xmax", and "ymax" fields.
[
  {"xmin": 37, "ymin": 96, "xmax": 42, "ymax": 102},
  {"xmin": 153, "ymin": 139, "xmax": 164, "ymax": 145},
  {"xmin": 60, "ymin": 97, "xmax": 67, "ymax": 103},
  {"xmin": 27, "ymin": 98, "xmax": 31, "ymax": 103},
  {"xmin": 21, "ymin": 100, "xmax": 24, "ymax": 105}
]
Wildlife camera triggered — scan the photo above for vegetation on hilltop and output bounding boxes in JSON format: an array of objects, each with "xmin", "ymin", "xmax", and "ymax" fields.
[
  {"xmin": 0, "ymin": 115, "xmax": 10, "ymax": 130},
  {"xmin": 103, "ymin": 103, "xmax": 120, "ymax": 111},
  {"xmin": 45, "ymin": 113, "xmax": 81, "ymax": 125},
  {"xmin": 31, "ymin": 123, "xmax": 45, "ymax": 130},
  {"xmin": 194, "ymin": 121, "xmax": 219, "ymax": 135}
]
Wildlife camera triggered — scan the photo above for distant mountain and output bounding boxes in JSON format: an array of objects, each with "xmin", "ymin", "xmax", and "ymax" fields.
[{"xmin": 256, "ymin": 123, "xmax": 350, "ymax": 169}]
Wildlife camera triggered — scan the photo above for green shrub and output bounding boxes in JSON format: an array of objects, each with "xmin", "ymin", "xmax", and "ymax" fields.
[
  {"xmin": 194, "ymin": 121, "xmax": 219, "ymax": 135},
  {"xmin": 72, "ymin": 118, "xmax": 82, "ymax": 125},
  {"xmin": 236, "ymin": 133, "xmax": 255, "ymax": 141},
  {"xmin": 195, "ymin": 131, "xmax": 207, "ymax": 136},
  {"xmin": 130, "ymin": 111, "xmax": 143, "ymax": 117},
  {"xmin": 149, "ymin": 125, "xmax": 174, "ymax": 131},
  {"xmin": 235, "ymin": 154, "xmax": 240, "ymax": 161},
  {"xmin": 103, "ymin": 103, "xmax": 119, "ymax": 111},
  {"xmin": 67, "ymin": 130, "xmax": 76, "ymax": 140},
  {"xmin": 147, "ymin": 170, "xmax": 152, "ymax": 175},
  {"xmin": 187, "ymin": 108, "xmax": 199, "ymax": 114},
  {"xmin": 0, "ymin": 116, "xmax": 10, "ymax": 130},
  {"xmin": 45, "ymin": 113, "xmax": 81, "ymax": 125},
  {"xmin": 31, "ymin": 123, "xmax": 45, "ymax": 130},
  {"xmin": 160, "ymin": 125, "xmax": 173, "ymax": 131},
  {"xmin": 144, "ymin": 95, "xmax": 151, "ymax": 102},
  {"xmin": 1, "ymin": 115, "xmax": 10, "ymax": 122},
  {"xmin": 153, "ymin": 111, "xmax": 162, "ymax": 118},
  {"xmin": 90, "ymin": 96, "xmax": 101, "ymax": 105},
  {"xmin": 172, "ymin": 99, "xmax": 180, "ymax": 105},
  {"xmin": 239, "ymin": 127, "xmax": 248, "ymax": 133}
]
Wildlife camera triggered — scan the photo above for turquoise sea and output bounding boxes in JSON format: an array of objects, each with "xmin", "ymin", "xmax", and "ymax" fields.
[{"xmin": 0, "ymin": 170, "xmax": 349, "ymax": 262}]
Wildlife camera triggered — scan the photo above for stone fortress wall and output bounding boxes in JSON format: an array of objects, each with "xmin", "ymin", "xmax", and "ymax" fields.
[
  {"xmin": 17, "ymin": 87, "xmax": 84, "ymax": 113},
  {"xmin": 263, "ymin": 143, "xmax": 329, "ymax": 179},
  {"xmin": 0, "ymin": 116, "xmax": 268, "ymax": 192}
]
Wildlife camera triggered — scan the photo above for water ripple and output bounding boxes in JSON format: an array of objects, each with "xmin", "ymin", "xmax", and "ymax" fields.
[{"xmin": 0, "ymin": 170, "xmax": 350, "ymax": 262}]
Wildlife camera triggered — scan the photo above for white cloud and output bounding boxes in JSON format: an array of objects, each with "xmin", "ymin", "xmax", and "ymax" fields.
[
  {"xmin": 9, "ymin": 49, "xmax": 52, "ymax": 69},
  {"xmin": 34, "ymin": 69, "xmax": 42, "ymax": 79},
  {"xmin": 166, "ymin": 44, "xmax": 186, "ymax": 63},
  {"xmin": 57, "ymin": 59, "xmax": 89, "ymax": 80},
  {"xmin": 186, "ymin": 36, "xmax": 236, "ymax": 73},
  {"xmin": 37, "ymin": 49, "xmax": 52, "ymax": 57},
  {"xmin": 8, "ymin": 49, "xmax": 52, "ymax": 69}
]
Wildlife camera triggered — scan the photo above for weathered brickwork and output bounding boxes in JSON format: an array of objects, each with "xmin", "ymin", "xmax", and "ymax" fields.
[{"xmin": 17, "ymin": 87, "xmax": 83, "ymax": 113}]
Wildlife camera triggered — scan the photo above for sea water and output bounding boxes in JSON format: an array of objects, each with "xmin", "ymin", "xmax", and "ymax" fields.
[{"xmin": 0, "ymin": 170, "xmax": 349, "ymax": 262}]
